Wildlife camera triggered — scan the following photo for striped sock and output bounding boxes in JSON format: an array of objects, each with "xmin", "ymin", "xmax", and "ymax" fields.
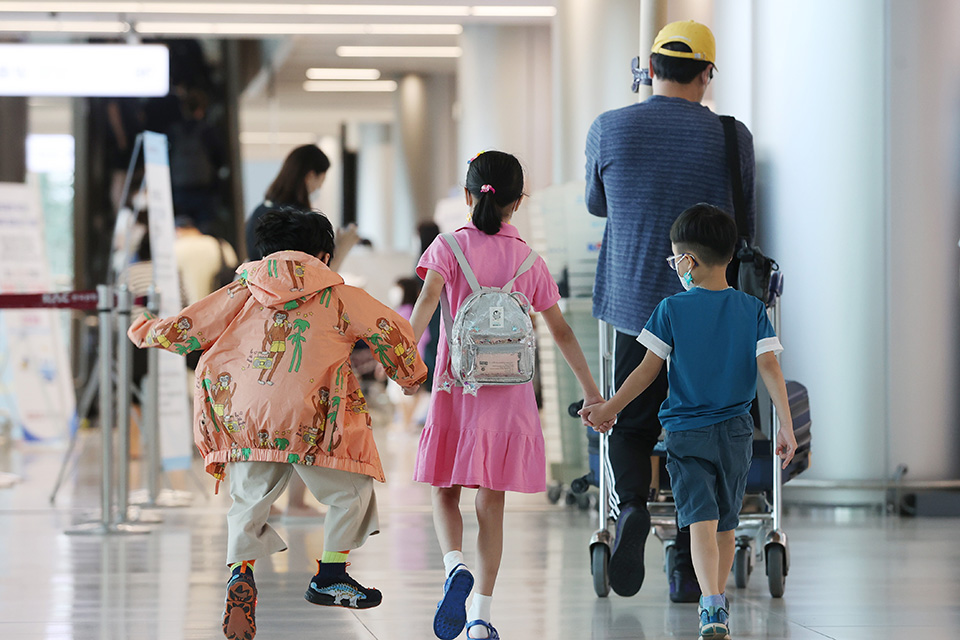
[{"xmin": 229, "ymin": 560, "xmax": 256, "ymax": 575}]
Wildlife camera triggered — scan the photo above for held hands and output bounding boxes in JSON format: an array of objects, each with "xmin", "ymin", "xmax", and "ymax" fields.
[
  {"xmin": 775, "ymin": 423, "xmax": 798, "ymax": 469},
  {"xmin": 579, "ymin": 393, "xmax": 616, "ymax": 433}
]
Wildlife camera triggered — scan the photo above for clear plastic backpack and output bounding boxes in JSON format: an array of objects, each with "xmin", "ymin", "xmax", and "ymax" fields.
[{"xmin": 437, "ymin": 233, "xmax": 538, "ymax": 396}]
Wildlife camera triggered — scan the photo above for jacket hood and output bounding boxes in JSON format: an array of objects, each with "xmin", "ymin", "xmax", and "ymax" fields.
[{"xmin": 242, "ymin": 250, "xmax": 344, "ymax": 308}]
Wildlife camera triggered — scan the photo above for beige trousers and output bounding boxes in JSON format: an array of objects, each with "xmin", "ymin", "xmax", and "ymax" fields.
[{"xmin": 225, "ymin": 462, "xmax": 379, "ymax": 564}]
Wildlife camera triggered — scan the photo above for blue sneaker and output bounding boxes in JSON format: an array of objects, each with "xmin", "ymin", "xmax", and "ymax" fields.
[
  {"xmin": 433, "ymin": 564, "xmax": 474, "ymax": 640},
  {"xmin": 608, "ymin": 504, "xmax": 651, "ymax": 597},
  {"xmin": 698, "ymin": 601, "xmax": 731, "ymax": 640}
]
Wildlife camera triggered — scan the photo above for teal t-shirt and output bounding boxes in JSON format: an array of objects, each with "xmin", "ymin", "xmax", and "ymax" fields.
[{"xmin": 638, "ymin": 287, "xmax": 782, "ymax": 432}]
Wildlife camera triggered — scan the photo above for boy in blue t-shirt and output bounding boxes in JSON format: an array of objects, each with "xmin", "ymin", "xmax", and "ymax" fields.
[{"xmin": 582, "ymin": 203, "xmax": 797, "ymax": 640}]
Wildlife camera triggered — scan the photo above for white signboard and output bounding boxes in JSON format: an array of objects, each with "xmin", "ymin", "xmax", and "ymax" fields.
[
  {"xmin": 143, "ymin": 131, "xmax": 193, "ymax": 471},
  {"xmin": 0, "ymin": 182, "xmax": 75, "ymax": 440},
  {"xmin": 0, "ymin": 44, "xmax": 169, "ymax": 97}
]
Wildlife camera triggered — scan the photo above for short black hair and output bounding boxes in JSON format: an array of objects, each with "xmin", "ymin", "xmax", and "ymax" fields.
[
  {"xmin": 651, "ymin": 42, "xmax": 712, "ymax": 84},
  {"xmin": 254, "ymin": 206, "xmax": 336, "ymax": 259},
  {"xmin": 670, "ymin": 203, "xmax": 738, "ymax": 266}
]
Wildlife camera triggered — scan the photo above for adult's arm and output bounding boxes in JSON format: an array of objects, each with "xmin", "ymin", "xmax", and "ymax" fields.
[{"xmin": 584, "ymin": 117, "xmax": 608, "ymax": 218}]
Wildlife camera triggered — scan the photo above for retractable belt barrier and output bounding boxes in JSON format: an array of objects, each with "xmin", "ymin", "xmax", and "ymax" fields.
[
  {"xmin": 0, "ymin": 285, "xmax": 159, "ymax": 534},
  {"xmin": 0, "ymin": 290, "xmax": 149, "ymax": 310}
]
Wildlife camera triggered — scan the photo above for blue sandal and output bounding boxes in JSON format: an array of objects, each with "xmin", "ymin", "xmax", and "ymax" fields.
[
  {"xmin": 466, "ymin": 619, "xmax": 500, "ymax": 639},
  {"xmin": 433, "ymin": 564, "xmax": 474, "ymax": 640}
]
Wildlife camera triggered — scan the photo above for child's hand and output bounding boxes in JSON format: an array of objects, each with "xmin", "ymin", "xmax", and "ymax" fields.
[
  {"xmin": 580, "ymin": 402, "xmax": 615, "ymax": 433},
  {"xmin": 402, "ymin": 383, "xmax": 420, "ymax": 396},
  {"xmin": 775, "ymin": 424, "xmax": 798, "ymax": 469}
]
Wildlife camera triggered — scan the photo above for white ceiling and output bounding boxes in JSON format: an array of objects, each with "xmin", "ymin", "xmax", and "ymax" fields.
[{"xmin": 14, "ymin": 2, "xmax": 557, "ymax": 157}]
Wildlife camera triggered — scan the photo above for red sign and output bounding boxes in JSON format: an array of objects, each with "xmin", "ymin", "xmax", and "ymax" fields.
[{"xmin": 0, "ymin": 291, "xmax": 100, "ymax": 310}]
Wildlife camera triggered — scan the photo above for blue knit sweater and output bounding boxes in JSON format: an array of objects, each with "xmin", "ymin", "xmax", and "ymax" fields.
[{"xmin": 585, "ymin": 95, "xmax": 756, "ymax": 333}]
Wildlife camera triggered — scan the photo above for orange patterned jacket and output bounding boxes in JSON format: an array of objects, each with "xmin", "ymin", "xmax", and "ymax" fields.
[{"xmin": 128, "ymin": 250, "xmax": 427, "ymax": 485}]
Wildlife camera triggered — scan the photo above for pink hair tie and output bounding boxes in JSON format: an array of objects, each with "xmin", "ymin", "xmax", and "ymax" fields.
[{"xmin": 480, "ymin": 184, "xmax": 495, "ymax": 194}]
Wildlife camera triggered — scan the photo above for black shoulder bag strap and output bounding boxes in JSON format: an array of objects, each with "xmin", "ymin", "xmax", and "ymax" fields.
[{"xmin": 719, "ymin": 115, "xmax": 749, "ymax": 242}]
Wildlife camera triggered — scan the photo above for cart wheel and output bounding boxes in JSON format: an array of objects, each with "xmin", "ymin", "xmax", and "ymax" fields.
[
  {"xmin": 664, "ymin": 543, "xmax": 678, "ymax": 578},
  {"xmin": 766, "ymin": 545, "xmax": 786, "ymax": 598},
  {"xmin": 733, "ymin": 546, "xmax": 751, "ymax": 588},
  {"xmin": 546, "ymin": 484, "xmax": 563, "ymax": 504},
  {"xmin": 591, "ymin": 544, "xmax": 610, "ymax": 598},
  {"xmin": 576, "ymin": 492, "xmax": 591, "ymax": 510}
]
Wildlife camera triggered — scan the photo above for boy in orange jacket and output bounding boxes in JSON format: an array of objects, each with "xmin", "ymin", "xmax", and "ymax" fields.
[{"xmin": 129, "ymin": 207, "xmax": 427, "ymax": 640}]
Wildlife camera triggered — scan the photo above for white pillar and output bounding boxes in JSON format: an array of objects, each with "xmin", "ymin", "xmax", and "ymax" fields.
[
  {"xmin": 459, "ymin": 24, "xmax": 553, "ymax": 193},
  {"xmin": 553, "ymin": 0, "xmax": 639, "ymax": 184},
  {"xmin": 746, "ymin": 1, "xmax": 888, "ymax": 497},
  {"xmin": 886, "ymin": 0, "xmax": 960, "ymax": 480},
  {"xmin": 356, "ymin": 122, "xmax": 392, "ymax": 250},
  {"xmin": 394, "ymin": 73, "xmax": 458, "ymax": 250},
  {"xmin": 458, "ymin": 24, "xmax": 553, "ymax": 241}
]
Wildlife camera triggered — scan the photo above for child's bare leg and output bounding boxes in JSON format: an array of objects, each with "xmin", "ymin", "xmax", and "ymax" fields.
[
  {"xmin": 432, "ymin": 486, "xmax": 464, "ymax": 553},
  {"xmin": 690, "ymin": 519, "xmax": 721, "ymax": 595},
  {"xmin": 474, "ymin": 488, "xmax": 505, "ymax": 596},
  {"xmin": 716, "ymin": 529, "xmax": 736, "ymax": 593}
]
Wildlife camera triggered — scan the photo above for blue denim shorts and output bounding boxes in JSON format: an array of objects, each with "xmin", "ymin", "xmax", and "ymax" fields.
[{"xmin": 664, "ymin": 414, "xmax": 753, "ymax": 531}]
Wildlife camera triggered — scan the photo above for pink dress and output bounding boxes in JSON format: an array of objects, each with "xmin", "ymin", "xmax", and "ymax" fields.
[{"xmin": 414, "ymin": 221, "xmax": 560, "ymax": 493}]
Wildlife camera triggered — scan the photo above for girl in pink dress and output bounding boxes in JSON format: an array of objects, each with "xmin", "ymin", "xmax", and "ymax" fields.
[{"xmin": 409, "ymin": 151, "xmax": 607, "ymax": 640}]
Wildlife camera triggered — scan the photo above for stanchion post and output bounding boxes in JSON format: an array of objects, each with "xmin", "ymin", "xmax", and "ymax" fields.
[
  {"xmin": 114, "ymin": 285, "xmax": 133, "ymax": 523},
  {"xmin": 144, "ymin": 286, "xmax": 161, "ymax": 506},
  {"xmin": 97, "ymin": 284, "xmax": 115, "ymax": 529}
]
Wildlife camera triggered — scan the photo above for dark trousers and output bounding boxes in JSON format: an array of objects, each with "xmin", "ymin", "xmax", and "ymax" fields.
[
  {"xmin": 611, "ymin": 330, "xmax": 694, "ymax": 568},
  {"xmin": 609, "ymin": 330, "xmax": 666, "ymax": 509}
]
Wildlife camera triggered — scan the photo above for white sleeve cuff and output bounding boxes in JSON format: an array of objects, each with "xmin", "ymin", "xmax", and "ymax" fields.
[
  {"xmin": 757, "ymin": 336, "xmax": 783, "ymax": 357},
  {"xmin": 638, "ymin": 329, "xmax": 672, "ymax": 359}
]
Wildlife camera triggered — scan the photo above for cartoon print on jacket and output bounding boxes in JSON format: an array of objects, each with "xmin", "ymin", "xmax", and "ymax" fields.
[
  {"xmin": 376, "ymin": 317, "xmax": 417, "ymax": 378},
  {"xmin": 211, "ymin": 372, "xmax": 236, "ymax": 418},
  {"xmin": 226, "ymin": 270, "xmax": 248, "ymax": 298},
  {"xmin": 304, "ymin": 387, "xmax": 330, "ymax": 448},
  {"xmin": 127, "ymin": 249, "xmax": 428, "ymax": 485},
  {"xmin": 287, "ymin": 318, "xmax": 310, "ymax": 373},
  {"xmin": 257, "ymin": 427, "xmax": 272, "ymax": 448},
  {"xmin": 346, "ymin": 388, "xmax": 369, "ymax": 424},
  {"xmin": 148, "ymin": 316, "xmax": 201, "ymax": 355},
  {"xmin": 334, "ymin": 298, "xmax": 350, "ymax": 335},
  {"xmin": 289, "ymin": 261, "xmax": 306, "ymax": 292},
  {"xmin": 258, "ymin": 311, "xmax": 293, "ymax": 385}
]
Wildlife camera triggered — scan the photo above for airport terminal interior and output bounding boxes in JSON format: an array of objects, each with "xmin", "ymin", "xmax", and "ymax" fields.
[{"xmin": 2, "ymin": 1, "xmax": 960, "ymax": 639}]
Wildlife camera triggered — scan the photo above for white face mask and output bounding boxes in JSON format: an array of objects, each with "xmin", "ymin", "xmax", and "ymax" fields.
[{"xmin": 678, "ymin": 268, "xmax": 695, "ymax": 291}]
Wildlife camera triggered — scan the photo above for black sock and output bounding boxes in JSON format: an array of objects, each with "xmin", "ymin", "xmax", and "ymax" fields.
[{"xmin": 318, "ymin": 561, "xmax": 347, "ymax": 577}]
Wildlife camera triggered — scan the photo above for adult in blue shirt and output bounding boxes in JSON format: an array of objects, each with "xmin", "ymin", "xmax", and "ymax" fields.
[{"xmin": 584, "ymin": 20, "xmax": 756, "ymax": 601}]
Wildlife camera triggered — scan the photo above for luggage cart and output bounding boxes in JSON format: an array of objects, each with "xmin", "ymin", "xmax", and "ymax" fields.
[
  {"xmin": 585, "ymin": 298, "xmax": 804, "ymax": 598},
  {"xmin": 586, "ymin": 320, "xmax": 618, "ymax": 598}
]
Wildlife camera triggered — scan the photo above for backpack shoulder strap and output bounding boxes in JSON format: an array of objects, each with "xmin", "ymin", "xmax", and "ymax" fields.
[
  {"xmin": 441, "ymin": 233, "xmax": 481, "ymax": 293},
  {"xmin": 501, "ymin": 248, "xmax": 538, "ymax": 292},
  {"xmin": 719, "ymin": 115, "xmax": 749, "ymax": 242}
]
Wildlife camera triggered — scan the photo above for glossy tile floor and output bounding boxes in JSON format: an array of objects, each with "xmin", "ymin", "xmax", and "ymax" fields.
[{"xmin": 1, "ymin": 423, "xmax": 959, "ymax": 640}]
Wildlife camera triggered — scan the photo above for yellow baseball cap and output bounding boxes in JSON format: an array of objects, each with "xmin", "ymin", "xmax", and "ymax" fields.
[{"xmin": 651, "ymin": 20, "xmax": 716, "ymax": 66}]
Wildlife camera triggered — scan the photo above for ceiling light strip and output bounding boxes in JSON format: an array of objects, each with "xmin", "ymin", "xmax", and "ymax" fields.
[
  {"xmin": 336, "ymin": 46, "xmax": 462, "ymax": 58},
  {"xmin": 0, "ymin": 20, "xmax": 129, "ymax": 33},
  {"xmin": 0, "ymin": 3, "xmax": 557, "ymax": 18},
  {"xmin": 306, "ymin": 68, "xmax": 381, "ymax": 80},
  {"xmin": 135, "ymin": 22, "xmax": 462, "ymax": 35},
  {"xmin": 302, "ymin": 80, "xmax": 398, "ymax": 92}
]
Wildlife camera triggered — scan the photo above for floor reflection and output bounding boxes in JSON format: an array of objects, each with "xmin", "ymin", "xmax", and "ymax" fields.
[{"xmin": 1, "ymin": 426, "xmax": 959, "ymax": 639}]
